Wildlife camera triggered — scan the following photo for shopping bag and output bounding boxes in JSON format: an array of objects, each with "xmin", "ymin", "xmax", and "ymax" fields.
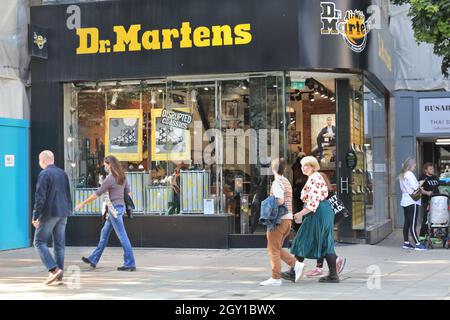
[{"xmin": 328, "ymin": 193, "xmax": 351, "ymax": 225}]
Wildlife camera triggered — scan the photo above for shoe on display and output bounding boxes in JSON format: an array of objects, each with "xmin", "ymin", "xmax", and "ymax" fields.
[
  {"xmin": 402, "ymin": 242, "xmax": 414, "ymax": 249},
  {"xmin": 111, "ymin": 127, "xmax": 137, "ymax": 147},
  {"xmin": 294, "ymin": 261, "xmax": 305, "ymax": 283},
  {"xmin": 318, "ymin": 275, "xmax": 340, "ymax": 283},
  {"xmin": 336, "ymin": 257, "xmax": 346, "ymax": 274},
  {"xmin": 259, "ymin": 278, "xmax": 282, "ymax": 286},
  {"xmin": 305, "ymin": 267, "xmax": 324, "ymax": 278},
  {"xmin": 281, "ymin": 268, "xmax": 295, "ymax": 282},
  {"xmin": 415, "ymin": 243, "xmax": 428, "ymax": 251}
]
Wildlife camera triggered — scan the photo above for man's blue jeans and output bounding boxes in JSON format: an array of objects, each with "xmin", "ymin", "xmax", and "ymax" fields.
[
  {"xmin": 88, "ymin": 205, "xmax": 136, "ymax": 268},
  {"xmin": 34, "ymin": 216, "xmax": 68, "ymax": 271}
]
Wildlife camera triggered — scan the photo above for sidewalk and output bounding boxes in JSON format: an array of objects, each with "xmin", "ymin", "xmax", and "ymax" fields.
[{"xmin": 0, "ymin": 230, "xmax": 449, "ymax": 300}]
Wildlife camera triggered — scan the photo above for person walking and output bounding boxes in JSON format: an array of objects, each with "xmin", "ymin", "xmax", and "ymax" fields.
[
  {"xmin": 281, "ymin": 171, "xmax": 346, "ymax": 280},
  {"xmin": 418, "ymin": 163, "xmax": 440, "ymax": 241},
  {"xmin": 399, "ymin": 157, "xmax": 427, "ymax": 250},
  {"xmin": 287, "ymin": 156, "xmax": 341, "ymax": 283},
  {"xmin": 32, "ymin": 150, "xmax": 72, "ymax": 286},
  {"xmin": 75, "ymin": 155, "xmax": 136, "ymax": 271},
  {"xmin": 260, "ymin": 158, "xmax": 304, "ymax": 286}
]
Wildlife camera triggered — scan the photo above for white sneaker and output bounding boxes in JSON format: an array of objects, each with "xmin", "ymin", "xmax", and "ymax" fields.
[
  {"xmin": 259, "ymin": 278, "xmax": 282, "ymax": 286},
  {"xmin": 294, "ymin": 261, "xmax": 305, "ymax": 283}
]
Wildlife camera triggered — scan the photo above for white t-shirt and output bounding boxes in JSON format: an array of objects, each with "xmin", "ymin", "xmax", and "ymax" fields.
[
  {"xmin": 400, "ymin": 171, "xmax": 421, "ymax": 207},
  {"xmin": 271, "ymin": 177, "xmax": 293, "ymax": 220}
]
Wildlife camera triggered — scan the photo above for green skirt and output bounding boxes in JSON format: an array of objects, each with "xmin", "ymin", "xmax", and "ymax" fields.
[{"xmin": 290, "ymin": 200, "xmax": 335, "ymax": 259}]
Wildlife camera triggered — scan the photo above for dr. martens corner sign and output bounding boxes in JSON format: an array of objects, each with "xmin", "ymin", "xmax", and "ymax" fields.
[
  {"xmin": 76, "ymin": 22, "xmax": 252, "ymax": 55},
  {"xmin": 320, "ymin": 2, "xmax": 375, "ymax": 53}
]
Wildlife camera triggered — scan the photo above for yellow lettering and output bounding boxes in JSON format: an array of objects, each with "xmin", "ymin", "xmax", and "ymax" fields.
[
  {"xmin": 193, "ymin": 26, "xmax": 211, "ymax": 47},
  {"xmin": 76, "ymin": 28, "xmax": 99, "ymax": 54},
  {"xmin": 142, "ymin": 30, "xmax": 161, "ymax": 50},
  {"xmin": 180, "ymin": 22, "xmax": 193, "ymax": 48},
  {"xmin": 162, "ymin": 29, "xmax": 180, "ymax": 49},
  {"xmin": 113, "ymin": 24, "xmax": 141, "ymax": 52},
  {"xmin": 234, "ymin": 23, "xmax": 252, "ymax": 45},
  {"xmin": 99, "ymin": 39, "xmax": 111, "ymax": 53},
  {"xmin": 211, "ymin": 25, "xmax": 233, "ymax": 46}
]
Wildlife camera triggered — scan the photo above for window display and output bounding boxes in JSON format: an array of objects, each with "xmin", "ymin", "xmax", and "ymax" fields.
[
  {"xmin": 151, "ymin": 107, "xmax": 191, "ymax": 161},
  {"xmin": 105, "ymin": 109, "xmax": 143, "ymax": 161}
]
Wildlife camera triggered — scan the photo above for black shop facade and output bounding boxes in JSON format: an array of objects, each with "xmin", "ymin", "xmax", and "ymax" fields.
[{"xmin": 30, "ymin": 0, "xmax": 395, "ymax": 248}]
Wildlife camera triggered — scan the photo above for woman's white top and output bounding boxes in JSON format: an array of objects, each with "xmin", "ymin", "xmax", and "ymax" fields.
[{"xmin": 399, "ymin": 171, "xmax": 421, "ymax": 207}]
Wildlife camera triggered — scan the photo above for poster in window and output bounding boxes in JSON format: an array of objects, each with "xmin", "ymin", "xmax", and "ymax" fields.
[
  {"xmin": 151, "ymin": 108, "xmax": 191, "ymax": 161},
  {"xmin": 223, "ymin": 101, "xmax": 238, "ymax": 120},
  {"xmin": 105, "ymin": 109, "xmax": 143, "ymax": 162},
  {"xmin": 311, "ymin": 114, "xmax": 336, "ymax": 170},
  {"xmin": 288, "ymin": 131, "xmax": 301, "ymax": 144}
]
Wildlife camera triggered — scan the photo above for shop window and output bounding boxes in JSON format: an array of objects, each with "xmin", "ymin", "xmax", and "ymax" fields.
[
  {"xmin": 349, "ymin": 77, "xmax": 365, "ymax": 230},
  {"xmin": 64, "ymin": 73, "xmax": 284, "ymax": 225},
  {"xmin": 363, "ymin": 81, "xmax": 389, "ymax": 226}
]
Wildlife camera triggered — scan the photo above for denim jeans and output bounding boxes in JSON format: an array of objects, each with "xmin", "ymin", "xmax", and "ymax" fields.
[
  {"xmin": 88, "ymin": 205, "xmax": 136, "ymax": 267},
  {"xmin": 34, "ymin": 216, "xmax": 68, "ymax": 271}
]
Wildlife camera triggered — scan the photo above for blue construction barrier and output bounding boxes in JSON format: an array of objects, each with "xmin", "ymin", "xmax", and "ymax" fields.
[{"xmin": 0, "ymin": 118, "xmax": 30, "ymax": 251}]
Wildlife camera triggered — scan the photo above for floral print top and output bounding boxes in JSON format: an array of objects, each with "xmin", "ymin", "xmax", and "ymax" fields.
[{"xmin": 301, "ymin": 172, "xmax": 329, "ymax": 212}]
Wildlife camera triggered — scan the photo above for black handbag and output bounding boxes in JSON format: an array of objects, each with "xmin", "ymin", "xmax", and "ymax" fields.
[
  {"xmin": 124, "ymin": 193, "xmax": 135, "ymax": 219},
  {"xmin": 327, "ymin": 193, "xmax": 351, "ymax": 225}
]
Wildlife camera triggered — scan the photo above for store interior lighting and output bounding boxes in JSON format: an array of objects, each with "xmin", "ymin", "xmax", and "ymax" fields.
[
  {"xmin": 191, "ymin": 89, "xmax": 198, "ymax": 103},
  {"xmin": 111, "ymin": 92, "xmax": 119, "ymax": 106},
  {"xmin": 241, "ymin": 79, "xmax": 249, "ymax": 90},
  {"xmin": 150, "ymin": 91, "xmax": 157, "ymax": 105},
  {"xmin": 436, "ymin": 139, "xmax": 450, "ymax": 145}
]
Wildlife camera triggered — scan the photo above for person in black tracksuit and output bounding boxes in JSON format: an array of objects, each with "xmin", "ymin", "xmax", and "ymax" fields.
[{"xmin": 419, "ymin": 163, "xmax": 440, "ymax": 238}]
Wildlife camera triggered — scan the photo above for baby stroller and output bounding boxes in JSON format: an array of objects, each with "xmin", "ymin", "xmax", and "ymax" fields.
[{"xmin": 426, "ymin": 194, "xmax": 449, "ymax": 249}]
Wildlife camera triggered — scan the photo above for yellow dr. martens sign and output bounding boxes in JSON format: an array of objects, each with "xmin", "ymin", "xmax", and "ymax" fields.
[{"xmin": 76, "ymin": 22, "xmax": 252, "ymax": 54}]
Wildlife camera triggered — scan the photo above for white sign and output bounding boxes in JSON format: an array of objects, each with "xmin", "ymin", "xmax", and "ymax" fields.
[
  {"xmin": 374, "ymin": 163, "xmax": 386, "ymax": 173},
  {"xmin": 203, "ymin": 199, "xmax": 214, "ymax": 215},
  {"xmin": 5, "ymin": 155, "xmax": 15, "ymax": 167},
  {"xmin": 420, "ymin": 98, "xmax": 450, "ymax": 133},
  {"xmin": 289, "ymin": 71, "xmax": 305, "ymax": 82}
]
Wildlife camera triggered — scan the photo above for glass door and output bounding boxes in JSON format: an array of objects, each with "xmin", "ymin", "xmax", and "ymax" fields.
[{"xmin": 219, "ymin": 75, "xmax": 284, "ymax": 234}]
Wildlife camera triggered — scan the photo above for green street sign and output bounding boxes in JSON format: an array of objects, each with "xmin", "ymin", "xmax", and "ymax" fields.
[{"xmin": 291, "ymin": 81, "xmax": 305, "ymax": 90}]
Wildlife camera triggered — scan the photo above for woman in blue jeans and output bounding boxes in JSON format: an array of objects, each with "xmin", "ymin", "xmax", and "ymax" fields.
[{"xmin": 75, "ymin": 155, "xmax": 136, "ymax": 271}]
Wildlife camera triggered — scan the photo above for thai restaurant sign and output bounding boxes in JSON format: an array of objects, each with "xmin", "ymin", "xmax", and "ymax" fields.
[{"xmin": 419, "ymin": 98, "xmax": 450, "ymax": 133}]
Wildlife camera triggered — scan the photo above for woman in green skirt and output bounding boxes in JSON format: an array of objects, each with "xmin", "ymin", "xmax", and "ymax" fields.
[{"xmin": 289, "ymin": 156, "xmax": 340, "ymax": 283}]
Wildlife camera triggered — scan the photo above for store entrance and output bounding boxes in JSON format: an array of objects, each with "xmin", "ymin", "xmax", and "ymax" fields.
[
  {"xmin": 418, "ymin": 138, "xmax": 450, "ymax": 194},
  {"xmin": 285, "ymin": 73, "xmax": 338, "ymax": 219}
]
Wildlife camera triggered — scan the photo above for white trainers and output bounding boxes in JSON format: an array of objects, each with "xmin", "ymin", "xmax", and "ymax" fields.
[
  {"xmin": 259, "ymin": 278, "xmax": 282, "ymax": 286},
  {"xmin": 294, "ymin": 261, "xmax": 305, "ymax": 283}
]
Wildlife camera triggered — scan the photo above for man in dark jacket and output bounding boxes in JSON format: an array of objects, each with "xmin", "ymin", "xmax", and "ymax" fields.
[{"xmin": 32, "ymin": 150, "xmax": 72, "ymax": 285}]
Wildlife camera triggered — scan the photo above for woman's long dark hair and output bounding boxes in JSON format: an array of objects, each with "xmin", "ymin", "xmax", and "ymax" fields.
[{"xmin": 104, "ymin": 155, "xmax": 125, "ymax": 185}]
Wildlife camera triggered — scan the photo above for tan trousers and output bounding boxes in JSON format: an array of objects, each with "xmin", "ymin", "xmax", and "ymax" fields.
[{"xmin": 266, "ymin": 219, "xmax": 297, "ymax": 279}]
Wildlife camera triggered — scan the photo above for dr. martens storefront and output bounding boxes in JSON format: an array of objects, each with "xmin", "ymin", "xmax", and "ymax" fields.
[{"xmin": 30, "ymin": 0, "xmax": 395, "ymax": 248}]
